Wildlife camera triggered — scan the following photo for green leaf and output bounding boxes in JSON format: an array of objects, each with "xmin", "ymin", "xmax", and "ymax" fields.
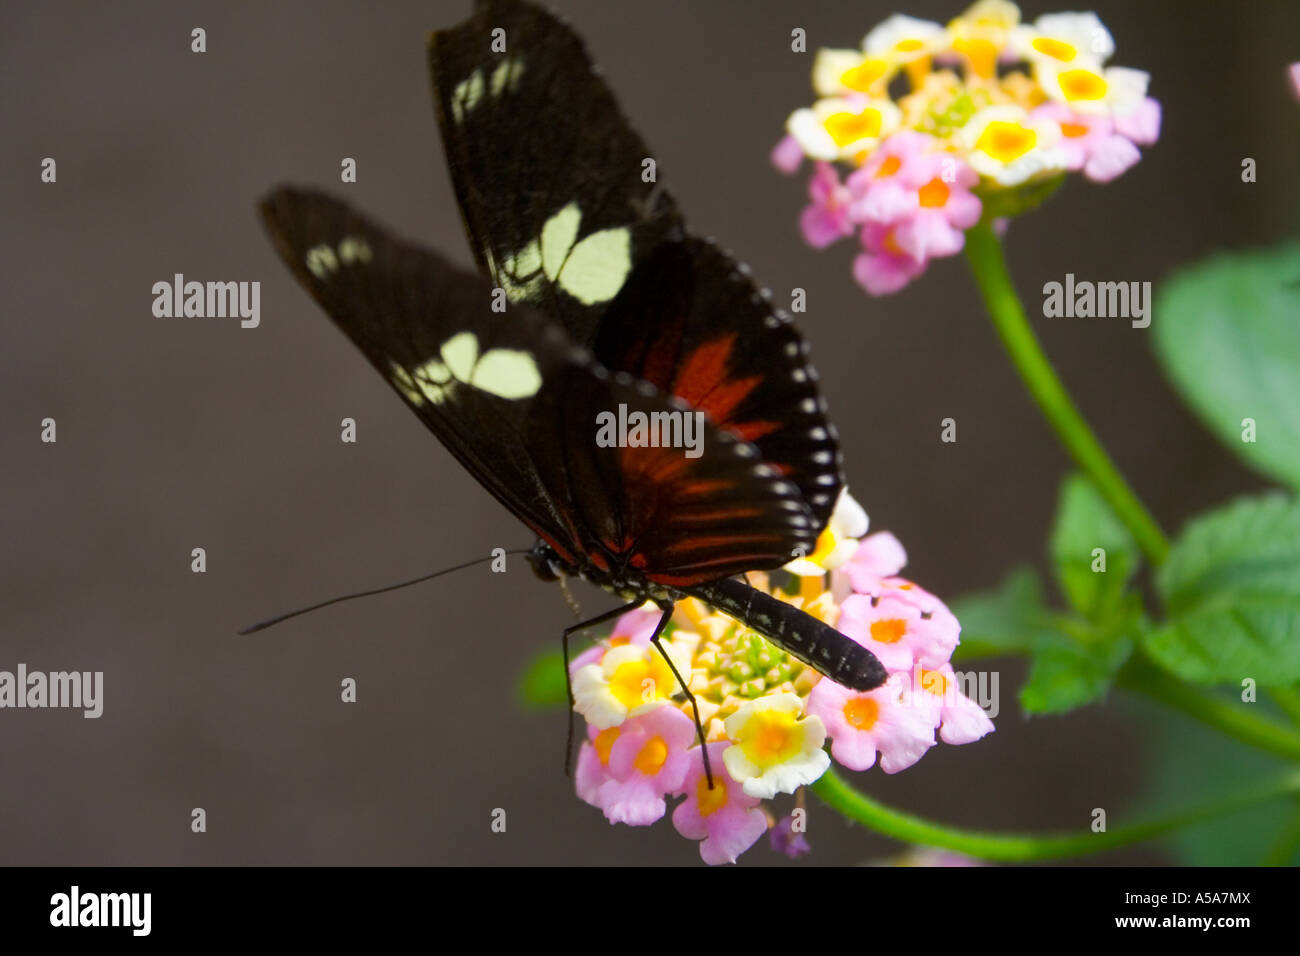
[
  {"xmin": 1152, "ymin": 243, "xmax": 1300, "ymax": 491},
  {"xmin": 1144, "ymin": 493, "xmax": 1300, "ymax": 684},
  {"xmin": 949, "ymin": 567, "xmax": 1054, "ymax": 659},
  {"xmin": 1048, "ymin": 473, "xmax": 1138, "ymax": 622},
  {"xmin": 516, "ymin": 648, "xmax": 567, "ymax": 709},
  {"xmin": 1129, "ymin": 693, "xmax": 1300, "ymax": 865},
  {"xmin": 1021, "ymin": 629, "xmax": 1133, "ymax": 715}
]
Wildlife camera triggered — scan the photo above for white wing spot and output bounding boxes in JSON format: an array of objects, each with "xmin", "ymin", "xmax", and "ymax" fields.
[
  {"xmin": 490, "ymin": 57, "xmax": 524, "ymax": 96},
  {"xmin": 397, "ymin": 333, "xmax": 541, "ymax": 405},
  {"xmin": 472, "ymin": 348, "xmax": 542, "ymax": 399},
  {"xmin": 535, "ymin": 202, "xmax": 632, "ymax": 305},
  {"xmin": 338, "ymin": 236, "xmax": 372, "ymax": 265},
  {"xmin": 451, "ymin": 69, "xmax": 485, "ymax": 123},
  {"xmin": 305, "ymin": 245, "xmax": 339, "ymax": 279},
  {"xmin": 390, "ymin": 363, "xmax": 425, "ymax": 406},
  {"xmin": 540, "ymin": 203, "xmax": 582, "ymax": 280}
]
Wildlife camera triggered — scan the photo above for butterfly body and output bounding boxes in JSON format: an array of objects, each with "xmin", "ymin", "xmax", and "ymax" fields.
[{"xmin": 256, "ymin": 0, "xmax": 887, "ymax": 702}]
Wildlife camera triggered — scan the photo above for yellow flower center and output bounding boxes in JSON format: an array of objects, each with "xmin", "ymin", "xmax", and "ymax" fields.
[
  {"xmin": 976, "ymin": 121, "xmax": 1037, "ymax": 162},
  {"xmin": 697, "ymin": 774, "xmax": 728, "ymax": 816},
  {"xmin": 918, "ymin": 177, "xmax": 950, "ymax": 208},
  {"xmin": 1058, "ymin": 69, "xmax": 1107, "ymax": 102},
  {"xmin": 634, "ymin": 735, "xmax": 669, "ymax": 775},
  {"xmin": 843, "ymin": 696, "xmax": 880, "ymax": 730},
  {"xmin": 738, "ymin": 710, "xmax": 802, "ymax": 766},
  {"xmin": 840, "ymin": 59, "xmax": 889, "ymax": 93},
  {"xmin": 895, "ymin": 38, "xmax": 925, "ymax": 53},
  {"xmin": 610, "ymin": 657, "xmax": 667, "ymax": 709},
  {"xmin": 825, "ymin": 109, "xmax": 883, "ymax": 147},
  {"xmin": 594, "ymin": 727, "xmax": 620, "ymax": 765},
  {"xmin": 870, "ymin": 618, "xmax": 908, "ymax": 644},
  {"xmin": 1031, "ymin": 36, "xmax": 1076, "ymax": 62},
  {"xmin": 954, "ymin": 36, "xmax": 998, "ymax": 78},
  {"xmin": 876, "ymin": 154, "xmax": 903, "ymax": 178},
  {"xmin": 808, "ymin": 527, "xmax": 838, "ymax": 565}
]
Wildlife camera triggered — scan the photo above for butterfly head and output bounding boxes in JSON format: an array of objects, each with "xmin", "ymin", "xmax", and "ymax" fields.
[{"xmin": 525, "ymin": 539, "xmax": 564, "ymax": 583}]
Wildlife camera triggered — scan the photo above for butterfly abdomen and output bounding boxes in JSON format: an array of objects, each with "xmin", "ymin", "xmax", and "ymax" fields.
[{"xmin": 685, "ymin": 577, "xmax": 887, "ymax": 692}]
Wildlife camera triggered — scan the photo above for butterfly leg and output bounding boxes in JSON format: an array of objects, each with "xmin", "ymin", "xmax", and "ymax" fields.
[
  {"xmin": 561, "ymin": 600, "xmax": 641, "ymax": 776},
  {"xmin": 648, "ymin": 600, "xmax": 715, "ymax": 789}
]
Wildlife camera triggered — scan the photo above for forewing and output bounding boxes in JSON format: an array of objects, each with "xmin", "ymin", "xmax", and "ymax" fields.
[
  {"xmin": 258, "ymin": 186, "xmax": 586, "ymax": 561},
  {"xmin": 428, "ymin": 0, "xmax": 681, "ymax": 340}
]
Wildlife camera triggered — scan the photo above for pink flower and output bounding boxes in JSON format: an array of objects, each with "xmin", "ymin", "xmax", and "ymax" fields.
[
  {"xmin": 807, "ymin": 674, "xmax": 937, "ymax": 773},
  {"xmin": 836, "ymin": 531, "xmax": 908, "ymax": 597},
  {"xmin": 596, "ymin": 705, "xmax": 696, "ymax": 826},
  {"xmin": 569, "ymin": 605, "xmax": 659, "ymax": 672},
  {"xmin": 911, "ymin": 663, "xmax": 996, "ymax": 746},
  {"xmin": 1031, "ymin": 103, "xmax": 1140, "ymax": 183},
  {"xmin": 853, "ymin": 222, "xmax": 928, "ymax": 295},
  {"xmin": 575, "ymin": 723, "xmax": 621, "ymax": 808},
  {"xmin": 892, "ymin": 153, "xmax": 982, "ymax": 260},
  {"xmin": 1113, "ymin": 96, "xmax": 1161, "ymax": 146},
  {"xmin": 838, "ymin": 592, "xmax": 959, "ymax": 672},
  {"xmin": 800, "ymin": 162, "xmax": 856, "ymax": 248},
  {"xmin": 847, "ymin": 131, "xmax": 935, "ymax": 224},
  {"xmin": 771, "ymin": 133, "xmax": 805, "ymax": 174},
  {"xmin": 1291, "ymin": 63, "xmax": 1300, "ymax": 101},
  {"xmin": 671, "ymin": 742, "xmax": 768, "ymax": 865}
]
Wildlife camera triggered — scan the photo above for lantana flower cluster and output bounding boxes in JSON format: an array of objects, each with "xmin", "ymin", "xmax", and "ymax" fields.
[
  {"xmin": 570, "ymin": 490, "xmax": 994, "ymax": 864},
  {"xmin": 772, "ymin": 1, "xmax": 1160, "ymax": 295}
]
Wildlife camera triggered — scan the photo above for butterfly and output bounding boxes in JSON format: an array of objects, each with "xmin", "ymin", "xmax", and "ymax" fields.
[{"xmin": 255, "ymin": 0, "xmax": 887, "ymax": 775}]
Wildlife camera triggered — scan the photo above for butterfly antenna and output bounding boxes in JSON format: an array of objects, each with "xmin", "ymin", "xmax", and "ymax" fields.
[{"xmin": 238, "ymin": 548, "xmax": 532, "ymax": 635}]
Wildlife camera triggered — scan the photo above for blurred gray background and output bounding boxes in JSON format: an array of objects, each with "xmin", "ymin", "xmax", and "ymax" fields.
[{"xmin": 2, "ymin": 0, "xmax": 1297, "ymax": 865}]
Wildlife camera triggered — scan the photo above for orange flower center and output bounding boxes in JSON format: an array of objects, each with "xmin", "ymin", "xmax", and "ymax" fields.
[
  {"xmin": 1059, "ymin": 69, "xmax": 1107, "ymax": 102},
  {"xmin": 1060, "ymin": 121, "xmax": 1090, "ymax": 138},
  {"xmin": 876, "ymin": 155, "xmax": 902, "ymax": 178},
  {"xmin": 920, "ymin": 669, "xmax": 948, "ymax": 696},
  {"xmin": 844, "ymin": 696, "xmax": 880, "ymax": 730},
  {"xmin": 697, "ymin": 775, "xmax": 728, "ymax": 816},
  {"xmin": 870, "ymin": 618, "xmax": 908, "ymax": 644},
  {"xmin": 918, "ymin": 177, "xmax": 950, "ymax": 208},
  {"xmin": 594, "ymin": 727, "xmax": 619, "ymax": 765},
  {"xmin": 634, "ymin": 735, "xmax": 669, "ymax": 776}
]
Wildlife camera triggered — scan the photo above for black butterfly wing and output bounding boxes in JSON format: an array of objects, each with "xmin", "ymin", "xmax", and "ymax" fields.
[
  {"xmin": 523, "ymin": 366, "xmax": 819, "ymax": 587},
  {"xmin": 259, "ymin": 186, "xmax": 581, "ymax": 560},
  {"xmin": 590, "ymin": 238, "xmax": 844, "ymax": 527},
  {"xmin": 258, "ymin": 188, "xmax": 817, "ymax": 578},
  {"xmin": 428, "ymin": 0, "xmax": 680, "ymax": 341},
  {"xmin": 430, "ymin": 0, "xmax": 843, "ymax": 528}
]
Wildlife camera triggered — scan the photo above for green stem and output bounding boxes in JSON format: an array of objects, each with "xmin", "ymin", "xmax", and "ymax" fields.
[
  {"xmin": 812, "ymin": 765, "xmax": 1300, "ymax": 862},
  {"xmin": 963, "ymin": 222, "xmax": 1169, "ymax": 566},
  {"xmin": 1118, "ymin": 652, "xmax": 1300, "ymax": 761}
]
